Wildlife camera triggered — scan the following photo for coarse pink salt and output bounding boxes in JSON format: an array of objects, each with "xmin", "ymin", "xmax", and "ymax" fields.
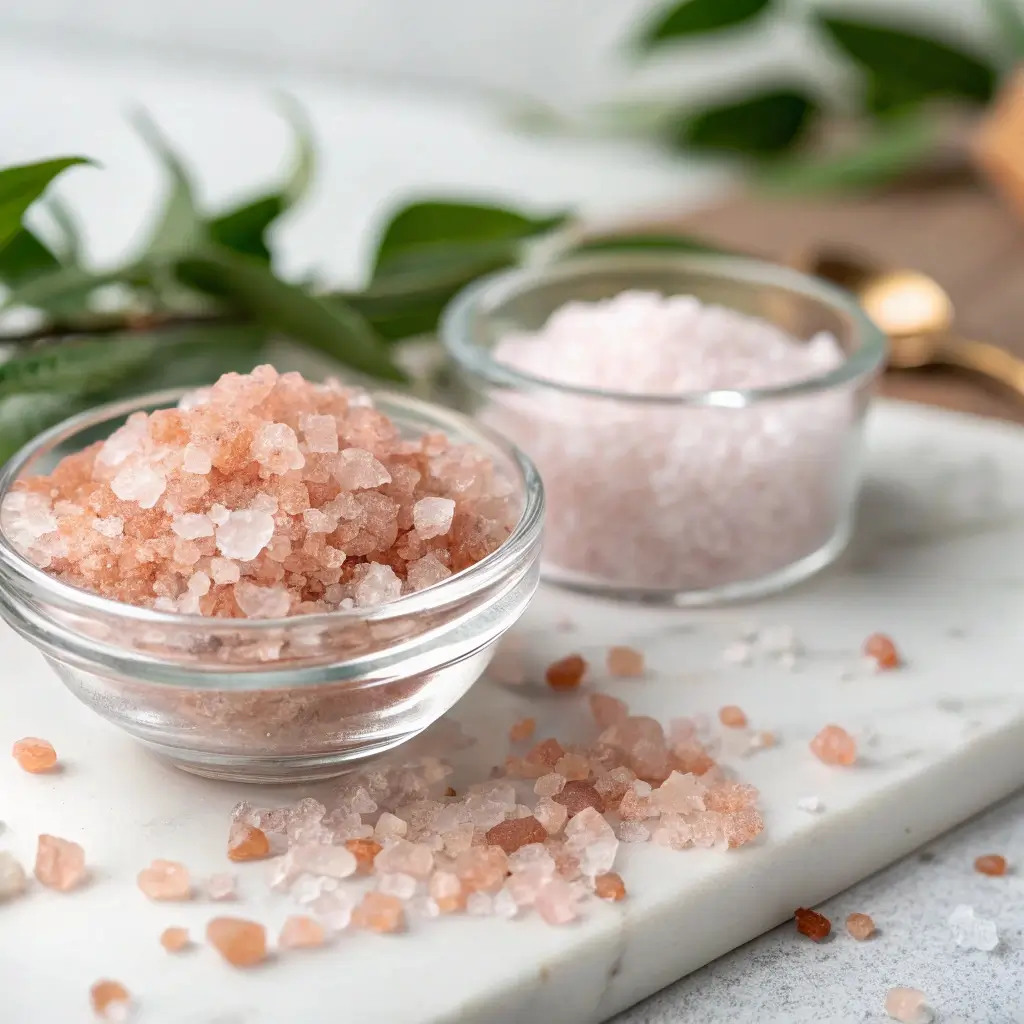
[
  {"xmin": 885, "ymin": 988, "xmax": 934, "ymax": 1023},
  {"xmin": 3, "ymin": 366, "xmax": 517, "ymax": 614},
  {"xmin": 486, "ymin": 291, "xmax": 850, "ymax": 591}
]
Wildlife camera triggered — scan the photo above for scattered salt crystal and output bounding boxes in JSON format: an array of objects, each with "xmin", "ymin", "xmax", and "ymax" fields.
[
  {"xmin": 355, "ymin": 562, "xmax": 402, "ymax": 607},
  {"xmin": 234, "ymin": 581, "xmax": 291, "ymax": 619},
  {"xmin": 796, "ymin": 796, "xmax": 825, "ymax": 814},
  {"xmin": 137, "ymin": 859, "xmax": 190, "ymax": 901},
  {"xmin": 35, "ymin": 834, "xmax": 86, "ymax": 891},
  {"xmin": 206, "ymin": 873, "xmax": 237, "ymax": 901},
  {"xmin": 0, "ymin": 851, "xmax": 27, "ymax": 900},
  {"xmin": 279, "ymin": 915, "xmax": 327, "ymax": 949},
  {"xmin": 206, "ymin": 917, "xmax": 267, "ymax": 967},
  {"xmin": 810, "ymin": 724, "xmax": 857, "ymax": 766},
  {"xmin": 885, "ymin": 987, "xmax": 934, "ymax": 1024},
  {"xmin": 534, "ymin": 878, "xmax": 579, "ymax": 925},
  {"xmin": 12, "ymin": 736, "xmax": 57, "ymax": 773},
  {"xmin": 172, "ymin": 513, "xmax": 214, "ymax": 540},
  {"xmin": 111, "ymin": 463, "xmax": 165, "ymax": 508},
  {"xmin": 534, "ymin": 773, "xmax": 566, "ymax": 798},
  {"xmin": 335, "ymin": 448, "xmax": 391, "ymax": 490},
  {"xmin": 92, "ymin": 516, "xmax": 124, "ymax": 538},
  {"xmin": 310, "ymin": 889, "xmax": 355, "ymax": 931},
  {"xmin": 564, "ymin": 807, "xmax": 618, "ymax": 877},
  {"xmin": 90, "ymin": 980, "xmax": 131, "ymax": 1020},
  {"xmin": 374, "ymin": 838, "xmax": 434, "ymax": 879},
  {"xmin": 181, "ymin": 443, "xmax": 212, "ymax": 474},
  {"xmin": 616, "ymin": 820, "xmax": 650, "ymax": 843},
  {"xmin": 412, "ymin": 497, "xmax": 455, "ymax": 539},
  {"xmin": 292, "ymin": 874, "xmax": 337, "ymax": 904},
  {"xmin": 216, "ymin": 509, "xmax": 275, "ymax": 560},
  {"xmin": 947, "ymin": 904, "xmax": 999, "ymax": 951},
  {"xmin": 352, "ymin": 891, "xmax": 405, "ymax": 933},
  {"xmin": 607, "ymin": 646, "xmax": 645, "ymax": 678}
]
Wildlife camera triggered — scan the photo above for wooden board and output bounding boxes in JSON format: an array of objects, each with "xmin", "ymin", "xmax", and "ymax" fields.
[{"xmin": 670, "ymin": 183, "xmax": 1024, "ymax": 423}]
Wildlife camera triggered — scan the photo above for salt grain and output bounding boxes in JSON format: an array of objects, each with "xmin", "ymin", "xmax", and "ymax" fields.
[
  {"xmin": 947, "ymin": 903, "xmax": 999, "ymax": 951},
  {"xmin": 0, "ymin": 852, "xmax": 27, "ymax": 900},
  {"xmin": 796, "ymin": 796, "xmax": 825, "ymax": 814},
  {"xmin": 885, "ymin": 988, "xmax": 934, "ymax": 1024},
  {"xmin": 412, "ymin": 497, "xmax": 455, "ymax": 539}
]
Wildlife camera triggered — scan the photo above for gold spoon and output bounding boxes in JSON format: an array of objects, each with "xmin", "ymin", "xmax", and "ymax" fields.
[{"xmin": 807, "ymin": 251, "xmax": 1024, "ymax": 397}]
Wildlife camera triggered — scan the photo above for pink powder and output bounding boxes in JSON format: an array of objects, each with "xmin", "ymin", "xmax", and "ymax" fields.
[{"xmin": 487, "ymin": 291, "xmax": 854, "ymax": 593}]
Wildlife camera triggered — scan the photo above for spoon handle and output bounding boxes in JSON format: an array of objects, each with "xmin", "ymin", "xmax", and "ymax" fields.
[{"xmin": 929, "ymin": 336, "xmax": 1024, "ymax": 398}]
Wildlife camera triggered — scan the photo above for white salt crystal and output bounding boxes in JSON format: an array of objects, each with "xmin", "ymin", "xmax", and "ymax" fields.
[
  {"xmin": 153, "ymin": 596, "xmax": 178, "ymax": 613},
  {"xmin": 354, "ymin": 562, "xmax": 402, "ymax": 607},
  {"xmin": 405, "ymin": 553, "xmax": 452, "ymax": 593},
  {"xmin": 234, "ymin": 581, "xmax": 291, "ymax": 619},
  {"xmin": 210, "ymin": 557, "xmax": 240, "ymax": 585},
  {"xmin": 216, "ymin": 509, "xmax": 275, "ymax": 560},
  {"xmin": 335, "ymin": 448, "xmax": 391, "ymax": 490},
  {"xmin": 252, "ymin": 422, "xmax": 305, "ymax": 473},
  {"xmin": 0, "ymin": 852, "xmax": 26, "ymax": 900},
  {"xmin": 187, "ymin": 571, "xmax": 211, "ymax": 596},
  {"xmin": 250, "ymin": 492, "xmax": 279, "ymax": 515},
  {"xmin": 374, "ymin": 812, "xmax": 408, "ymax": 840},
  {"xmin": 291, "ymin": 844, "xmax": 358, "ymax": 880},
  {"xmin": 377, "ymin": 873, "xmax": 418, "ymax": 900},
  {"xmin": 111, "ymin": 463, "xmax": 165, "ymax": 508},
  {"xmin": 171, "ymin": 513, "xmax": 214, "ymax": 540},
  {"xmin": 797, "ymin": 796, "xmax": 824, "ymax": 814},
  {"xmin": 177, "ymin": 591, "xmax": 202, "ymax": 615},
  {"xmin": 564, "ymin": 806, "xmax": 618, "ymax": 877},
  {"xmin": 412, "ymin": 497, "xmax": 455, "ymax": 539},
  {"xmin": 181, "ymin": 443, "xmax": 212, "ymax": 474},
  {"xmin": 302, "ymin": 508, "xmax": 337, "ymax": 534},
  {"xmin": 208, "ymin": 503, "xmax": 230, "ymax": 526},
  {"xmin": 466, "ymin": 891, "xmax": 494, "ymax": 916},
  {"xmin": 947, "ymin": 904, "xmax": 999, "ymax": 951},
  {"xmin": 97, "ymin": 415, "xmax": 147, "ymax": 467},
  {"xmin": 722, "ymin": 642, "xmax": 752, "ymax": 666},
  {"xmin": 92, "ymin": 516, "xmax": 124, "ymax": 538},
  {"xmin": 206, "ymin": 873, "xmax": 237, "ymax": 900},
  {"xmin": 178, "ymin": 386, "xmax": 211, "ymax": 411},
  {"xmin": 310, "ymin": 889, "xmax": 354, "ymax": 931},
  {"xmin": 302, "ymin": 414, "xmax": 339, "ymax": 454},
  {"xmin": 493, "ymin": 887, "xmax": 519, "ymax": 919}
]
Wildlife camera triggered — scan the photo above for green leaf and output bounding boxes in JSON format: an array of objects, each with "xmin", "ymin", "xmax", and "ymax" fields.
[
  {"xmin": 206, "ymin": 98, "xmax": 315, "ymax": 262},
  {"xmin": 174, "ymin": 248, "xmax": 405, "ymax": 381},
  {"xmin": 0, "ymin": 157, "xmax": 92, "ymax": 256},
  {"xmin": 132, "ymin": 112, "xmax": 206, "ymax": 259},
  {"xmin": 0, "ymin": 336, "xmax": 159, "ymax": 402},
  {"xmin": 818, "ymin": 16, "xmax": 996, "ymax": 104},
  {"xmin": 0, "ymin": 392, "xmax": 89, "ymax": 464},
  {"xmin": 3, "ymin": 265, "xmax": 130, "ymax": 312},
  {"xmin": 673, "ymin": 89, "xmax": 818, "ymax": 155},
  {"xmin": 637, "ymin": 0, "xmax": 773, "ymax": 50},
  {"xmin": 372, "ymin": 200, "xmax": 567, "ymax": 279},
  {"xmin": 755, "ymin": 115, "xmax": 939, "ymax": 196},
  {"xmin": 566, "ymin": 232, "xmax": 721, "ymax": 256},
  {"xmin": 985, "ymin": 0, "xmax": 1024, "ymax": 64},
  {"xmin": 0, "ymin": 229, "xmax": 61, "ymax": 287},
  {"xmin": 45, "ymin": 195, "xmax": 83, "ymax": 265}
]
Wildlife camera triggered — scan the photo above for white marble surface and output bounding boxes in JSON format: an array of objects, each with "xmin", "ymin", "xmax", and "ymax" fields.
[{"xmin": 3, "ymin": 400, "xmax": 1024, "ymax": 1023}]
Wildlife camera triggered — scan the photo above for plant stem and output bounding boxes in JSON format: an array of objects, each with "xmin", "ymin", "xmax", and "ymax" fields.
[{"xmin": 0, "ymin": 310, "xmax": 240, "ymax": 346}]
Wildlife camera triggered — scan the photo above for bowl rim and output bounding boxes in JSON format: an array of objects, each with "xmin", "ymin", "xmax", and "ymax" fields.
[
  {"xmin": 440, "ymin": 250, "xmax": 888, "ymax": 407},
  {"xmin": 0, "ymin": 386, "xmax": 545, "ymax": 631}
]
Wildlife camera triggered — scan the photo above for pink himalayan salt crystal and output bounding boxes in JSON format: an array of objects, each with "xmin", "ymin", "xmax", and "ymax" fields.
[
  {"xmin": 90, "ymin": 979, "xmax": 131, "ymax": 1020},
  {"xmin": 352, "ymin": 891, "xmax": 405, "ymax": 933},
  {"xmin": 534, "ymin": 878, "xmax": 580, "ymax": 925},
  {"xmin": 564, "ymin": 807, "xmax": 619, "ymax": 877},
  {"xmin": 310, "ymin": 889, "xmax": 355, "ymax": 931},
  {"xmin": 599, "ymin": 716, "xmax": 669, "ymax": 781},
  {"xmin": 429, "ymin": 870, "xmax": 466, "ymax": 913},
  {"xmin": 336, "ymin": 448, "xmax": 391, "ymax": 490},
  {"xmin": 607, "ymin": 646, "xmax": 645, "ymax": 678},
  {"xmin": 412, "ymin": 497, "xmax": 455, "ymax": 539},
  {"xmin": 535, "ymin": 797, "xmax": 569, "ymax": 835},
  {"xmin": 234, "ymin": 581, "xmax": 291, "ymax": 618},
  {"xmin": 454, "ymin": 846, "xmax": 509, "ymax": 893},
  {"xmin": 374, "ymin": 839, "xmax": 434, "ymax": 879},
  {"xmin": 652, "ymin": 771, "xmax": 707, "ymax": 814},
  {"xmin": 355, "ymin": 562, "xmax": 402, "ymax": 607},
  {"xmin": 206, "ymin": 873, "xmax": 237, "ymax": 901},
  {"xmin": 374, "ymin": 812, "xmax": 408, "ymax": 840},
  {"xmin": 137, "ymin": 859, "xmax": 191, "ymax": 901},
  {"xmin": 0, "ymin": 852, "xmax": 27, "ymax": 900},
  {"xmin": 5, "ymin": 366, "xmax": 515, "ymax": 615},
  {"xmin": 554, "ymin": 753, "xmax": 590, "ymax": 782},
  {"xmin": 227, "ymin": 822, "xmax": 270, "ymax": 862},
  {"xmin": 486, "ymin": 816, "xmax": 548, "ymax": 854},
  {"xmin": 160, "ymin": 926, "xmax": 190, "ymax": 952},
  {"xmin": 35, "ymin": 834, "xmax": 86, "ymax": 891},
  {"xmin": 12, "ymin": 736, "xmax": 57, "ymax": 773},
  {"xmin": 206, "ymin": 917, "xmax": 268, "ymax": 967},
  {"xmin": 534, "ymin": 773, "xmax": 566, "ymax": 798},
  {"xmin": 488, "ymin": 293, "xmax": 846, "ymax": 591},
  {"xmin": 885, "ymin": 988, "xmax": 934, "ymax": 1024},
  {"xmin": 810, "ymin": 724, "xmax": 857, "ymax": 766},
  {"xmin": 279, "ymin": 915, "xmax": 327, "ymax": 949},
  {"xmin": 590, "ymin": 692, "xmax": 629, "ymax": 730},
  {"xmin": 377, "ymin": 872, "xmax": 418, "ymax": 900},
  {"xmin": 594, "ymin": 766, "xmax": 636, "ymax": 810},
  {"xmin": 617, "ymin": 820, "xmax": 650, "ymax": 843},
  {"xmin": 289, "ymin": 844, "xmax": 358, "ymax": 880}
]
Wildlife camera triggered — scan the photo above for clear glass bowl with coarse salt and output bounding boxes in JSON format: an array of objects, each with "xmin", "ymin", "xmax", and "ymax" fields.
[
  {"xmin": 441, "ymin": 251, "xmax": 886, "ymax": 605},
  {"xmin": 0, "ymin": 389, "xmax": 543, "ymax": 783}
]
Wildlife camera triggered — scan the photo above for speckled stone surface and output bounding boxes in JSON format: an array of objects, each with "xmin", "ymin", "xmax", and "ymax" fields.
[{"xmin": 615, "ymin": 791, "xmax": 1024, "ymax": 1024}]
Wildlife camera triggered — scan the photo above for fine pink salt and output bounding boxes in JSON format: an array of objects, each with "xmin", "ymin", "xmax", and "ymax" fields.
[
  {"xmin": 487, "ymin": 291, "xmax": 849, "ymax": 591},
  {"xmin": 3, "ymin": 366, "xmax": 517, "ymax": 614}
]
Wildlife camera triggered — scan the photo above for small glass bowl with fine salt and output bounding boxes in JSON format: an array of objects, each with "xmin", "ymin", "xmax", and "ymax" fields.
[
  {"xmin": 441, "ymin": 251, "xmax": 886, "ymax": 604},
  {"xmin": 0, "ymin": 389, "xmax": 543, "ymax": 782}
]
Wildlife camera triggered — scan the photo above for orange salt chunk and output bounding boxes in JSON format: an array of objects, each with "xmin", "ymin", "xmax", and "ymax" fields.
[
  {"xmin": 794, "ymin": 907, "xmax": 831, "ymax": 941},
  {"xmin": 607, "ymin": 646, "xmax": 645, "ymax": 678},
  {"xmin": 206, "ymin": 917, "xmax": 267, "ymax": 967},
  {"xmin": 90, "ymin": 980, "xmax": 130, "ymax": 1019},
  {"xmin": 137, "ymin": 859, "xmax": 191, "ymax": 901},
  {"xmin": 846, "ymin": 912, "xmax": 875, "ymax": 940},
  {"xmin": 508, "ymin": 717, "xmax": 536, "ymax": 742},
  {"xmin": 594, "ymin": 872, "xmax": 626, "ymax": 902},
  {"xmin": 864, "ymin": 632, "xmax": 901, "ymax": 669},
  {"xmin": 718, "ymin": 705, "xmax": 748, "ymax": 729},
  {"xmin": 352, "ymin": 891, "xmax": 405, "ymax": 934},
  {"xmin": 428, "ymin": 870, "xmax": 466, "ymax": 914},
  {"xmin": 974, "ymin": 854, "xmax": 1008, "ymax": 876},
  {"xmin": 810, "ymin": 724, "xmax": 857, "ymax": 766},
  {"xmin": 160, "ymin": 926, "xmax": 190, "ymax": 953},
  {"xmin": 545, "ymin": 654, "xmax": 587, "ymax": 691},
  {"xmin": 35, "ymin": 834, "xmax": 86, "ymax": 892},
  {"xmin": 279, "ymin": 915, "xmax": 326, "ymax": 950},
  {"xmin": 227, "ymin": 822, "xmax": 270, "ymax": 862},
  {"xmin": 345, "ymin": 838, "xmax": 383, "ymax": 874},
  {"xmin": 485, "ymin": 815, "xmax": 548, "ymax": 854},
  {"xmin": 525, "ymin": 737, "xmax": 566, "ymax": 768},
  {"xmin": 12, "ymin": 737, "xmax": 57, "ymax": 773}
]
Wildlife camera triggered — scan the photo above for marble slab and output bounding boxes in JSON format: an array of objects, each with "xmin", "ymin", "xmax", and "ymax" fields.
[{"xmin": 4, "ymin": 399, "xmax": 1024, "ymax": 1024}]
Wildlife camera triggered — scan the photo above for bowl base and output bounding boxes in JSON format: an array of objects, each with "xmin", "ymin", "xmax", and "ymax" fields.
[{"xmin": 144, "ymin": 732, "xmax": 424, "ymax": 785}]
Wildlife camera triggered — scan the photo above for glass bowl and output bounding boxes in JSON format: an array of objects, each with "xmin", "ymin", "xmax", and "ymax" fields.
[
  {"xmin": 441, "ymin": 251, "xmax": 886, "ymax": 604},
  {"xmin": 0, "ymin": 389, "xmax": 544, "ymax": 783}
]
